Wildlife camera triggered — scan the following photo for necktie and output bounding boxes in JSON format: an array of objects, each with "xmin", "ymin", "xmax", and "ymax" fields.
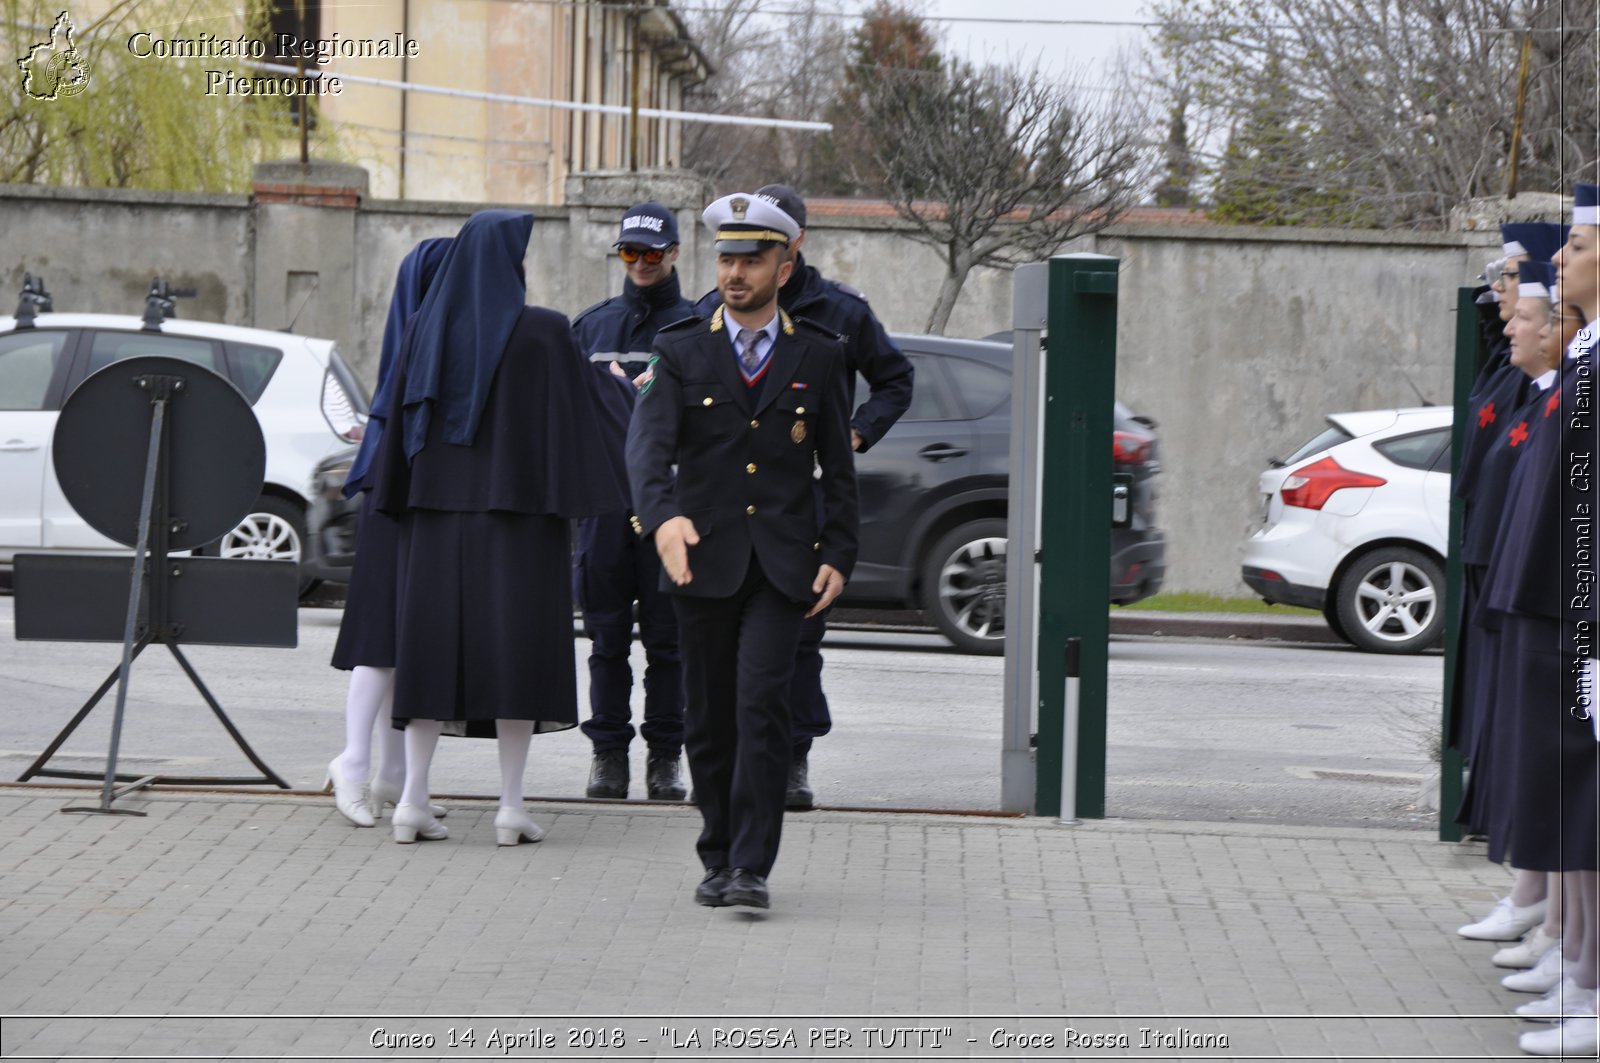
[{"xmin": 739, "ymin": 328, "xmax": 764, "ymax": 375}]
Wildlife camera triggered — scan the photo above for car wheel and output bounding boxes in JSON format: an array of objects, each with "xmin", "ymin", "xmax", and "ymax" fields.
[
  {"xmin": 1322, "ymin": 599, "xmax": 1349, "ymax": 643},
  {"xmin": 919, "ymin": 518, "xmax": 1008, "ymax": 655},
  {"xmin": 216, "ymin": 495, "xmax": 317, "ymax": 598},
  {"xmin": 1334, "ymin": 546, "xmax": 1444, "ymax": 654}
]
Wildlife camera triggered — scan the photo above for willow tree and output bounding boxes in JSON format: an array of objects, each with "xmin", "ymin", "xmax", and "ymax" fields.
[{"xmin": 2, "ymin": 0, "xmax": 336, "ymax": 191}]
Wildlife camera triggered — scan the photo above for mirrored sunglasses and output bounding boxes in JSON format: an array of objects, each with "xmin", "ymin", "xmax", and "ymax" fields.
[{"xmin": 618, "ymin": 246, "xmax": 667, "ymax": 265}]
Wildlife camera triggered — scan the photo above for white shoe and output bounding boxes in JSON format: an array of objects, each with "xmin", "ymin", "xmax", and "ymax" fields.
[
  {"xmin": 1520, "ymin": 1014, "xmax": 1599, "ymax": 1056},
  {"xmin": 1460, "ymin": 896, "xmax": 1549, "ymax": 940},
  {"xmin": 1516, "ymin": 978, "xmax": 1597, "ymax": 1022},
  {"xmin": 494, "ymin": 807, "xmax": 545, "ymax": 846},
  {"xmin": 392, "ymin": 803, "xmax": 448, "ymax": 843},
  {"xmin": 1497, "ymin": 926, "xmax": 1560, "ymax": 968},
  {"xmin": 1504, "ymin": 947, "xmax": 1568, "ymax": 993},
  {"xmin": 325, "ymin": 758, "xmax": 374, "ymax": 828},
  {"xmin": 370, "ymin": 778, "xmax": 446, "ymax": 819}
]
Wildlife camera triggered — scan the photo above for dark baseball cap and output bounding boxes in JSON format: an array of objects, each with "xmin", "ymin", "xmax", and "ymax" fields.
[
  {"xmin": 614, "ymin": 201, "xmax": 679, "ymax": 249},
  {"xmin": 755, "ymin": 184, "xmax": 806, "ymax": 229}
]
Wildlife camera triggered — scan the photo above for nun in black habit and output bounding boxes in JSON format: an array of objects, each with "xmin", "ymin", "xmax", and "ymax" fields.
[
  {"xmin": 369, "ymin": 209, "xmax": 631, "ymax": 845},
  {"xmin": 326, "ymin": 236, "xmax": 452, "ymax": 830}
]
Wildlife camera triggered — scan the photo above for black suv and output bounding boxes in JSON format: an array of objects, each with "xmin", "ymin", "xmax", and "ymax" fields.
[{"xmin": 840, "ymin": 333, "xmax": 1166, "ymax": 653}]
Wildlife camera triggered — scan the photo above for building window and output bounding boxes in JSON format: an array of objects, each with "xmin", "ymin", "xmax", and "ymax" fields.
[{"xmin": 261, "ymin": 1, "xmax": 322, "ymax": 129}]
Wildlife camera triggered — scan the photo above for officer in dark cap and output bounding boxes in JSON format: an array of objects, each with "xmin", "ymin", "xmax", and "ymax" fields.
[
  {"xmin": 696, "ymin": 183, "xmax": 914, "ymax": 810},
  {"xmin": 627, "ymin": 192, "xmax": 859, "ymax": 910},
  {"xmin": 570, "ymin": 201, "xmax": 695, "ymax": 801}
]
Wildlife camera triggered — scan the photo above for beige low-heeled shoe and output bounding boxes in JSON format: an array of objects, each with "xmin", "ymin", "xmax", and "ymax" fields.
[
  {"xmin": 392, "ymin": 803, "xmax": 448, "ymax": 844},
  {"xmin": 494, "ymin": 806, "xmax": 545, "ymax": 846}
]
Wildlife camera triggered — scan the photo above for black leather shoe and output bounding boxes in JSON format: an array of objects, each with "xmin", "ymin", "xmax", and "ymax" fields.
[
  {"xmin": 785, "ymin": 751, "xmax": 814, "ymax": 810},
  {"xmin": 723, "ymin": 868, "xmax": 770, "ymax": 909},
  {"xmin": 585, "ymin": 749, "xmax": 629, "ymax": 799},
  {"xmin": 694, "ymin": 867, "xmax": 731, "ymax": 907},
  {"xmin": 646, "ymin": 751, "xmax": 687, "ymax": 801}
]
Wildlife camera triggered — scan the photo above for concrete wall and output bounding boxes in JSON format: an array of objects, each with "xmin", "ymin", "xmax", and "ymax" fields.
[{"xmin": 0, "ymin": 175, "xmax": 1500, "ymax": 595}]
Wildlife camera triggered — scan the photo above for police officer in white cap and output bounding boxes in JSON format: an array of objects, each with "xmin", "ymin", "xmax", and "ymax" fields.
[{"xmin": 625, "ymin": 193, "xmax": 859, "ymax": 910}]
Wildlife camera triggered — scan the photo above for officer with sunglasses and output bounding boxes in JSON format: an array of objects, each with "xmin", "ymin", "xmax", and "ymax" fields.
[{"xmin": 571, "ymin": 201, "xmax": 697, "ymax": 802}]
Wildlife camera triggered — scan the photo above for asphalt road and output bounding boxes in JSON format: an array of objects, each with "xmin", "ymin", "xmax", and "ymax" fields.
[{"xmin": 0, "ymin": 598, "xmax": 1443, "ymax": 830}]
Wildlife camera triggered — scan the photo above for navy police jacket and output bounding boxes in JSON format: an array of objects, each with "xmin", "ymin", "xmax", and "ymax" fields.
[
  {"xmin": 573, "ymin": 270, "xmax": 696, "ymax": 378},
  {"xmin": 696, "ymin": 254, "xmax": 913, "ymax": 452},
  {"xmin": 624, "ymin": 306, "xmax": 860, "ymax": 605}
]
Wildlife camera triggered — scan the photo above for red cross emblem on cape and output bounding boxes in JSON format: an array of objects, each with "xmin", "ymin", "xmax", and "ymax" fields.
[
  {"xmin": 1508, "ymin": 421, "xmax": 1530, "ymax": 448},
  {"xmin": 1478, "ymin": 402, "xmax": 1497, "ymax": 428},
  {"xmin": 1545, "ymin": 390, "xmax": 1561, "ymax": 418}
]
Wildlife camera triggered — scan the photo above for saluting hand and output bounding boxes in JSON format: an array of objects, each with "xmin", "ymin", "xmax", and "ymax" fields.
[
  {"xmin": 654, "ymin": 515, "xmax": 700, "ymax": 586},
  {"xmin": 808, "ymin": 564, "xmax": 845, "ymax": 617}
]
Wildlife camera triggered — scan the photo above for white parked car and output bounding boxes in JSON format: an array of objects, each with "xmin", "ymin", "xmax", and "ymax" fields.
[
  {"xmin": 1242, "ymin": 407, "xmax": 1452, "ymax": 653},
  {"xmin": 0, "ymin": 280, "xmax": 368, "ymax": 594}
]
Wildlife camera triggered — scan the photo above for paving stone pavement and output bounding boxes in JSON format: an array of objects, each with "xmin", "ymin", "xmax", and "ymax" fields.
[{"xmin": 0, "ymin": 786, "xmax": 1568, "ymax": 1061}]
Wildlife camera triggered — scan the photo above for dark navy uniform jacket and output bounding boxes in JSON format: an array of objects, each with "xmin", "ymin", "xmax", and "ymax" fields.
[
  {"xmin": 1455, "ymin": 293, "xmax": 1522, "ymax": 504},
  {"xmin": 574, "ymin": 270, "xmax": 696, "ymax": 379},
  {"xmin": 696, "ymin": 254, "xmax": 913, "ymax": 452},
  {"xmin": 1457, "ymin": 364, "xmax": 1531, "ymax": 545},
  {"xmin": 1462, "ymin": 380, "xmax": 1546, "ymax": 568},
  {"xmin": 1485, "ymin": 350, "xmax": 1598, "ymax": 644},
  {"xmin": 624, "ymin": 306, "xmax": 859, "ymax": 605}
]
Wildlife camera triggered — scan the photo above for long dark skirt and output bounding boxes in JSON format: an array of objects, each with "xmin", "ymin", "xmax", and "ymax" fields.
[
  {"xmin": 331, "ymin": 491, "xmax": 399, "ymax": 670},
  {"xmin": 1457, "ymin": 623, "xmax": 1503, "ymax": 838},
  {"xmin": 1498, "ymin": 616, "xmax": 1599, "ymax": 871},
  {"xmin": 391, "ymin": 509, "xmax": 578, "ymax": 736}
]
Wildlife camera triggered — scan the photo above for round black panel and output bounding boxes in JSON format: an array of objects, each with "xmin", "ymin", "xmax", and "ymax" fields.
[{"xmin": 53, "ymin": 356, "xmax": 266, "ymax": 550}]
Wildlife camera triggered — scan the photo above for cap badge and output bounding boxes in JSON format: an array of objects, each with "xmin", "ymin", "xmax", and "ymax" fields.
[{"xmin": 731, "ymin": 197, "xmax": 749, "ymax": 221}]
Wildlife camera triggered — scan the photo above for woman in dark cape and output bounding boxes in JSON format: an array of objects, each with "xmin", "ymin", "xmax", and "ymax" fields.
[
  {"xmin": 325, "ymin": 237, "xmax": 452, "ymax": 829},
  {"xmin": 369, "ymin": 209, "xmax": 630, "ymax": 845}
]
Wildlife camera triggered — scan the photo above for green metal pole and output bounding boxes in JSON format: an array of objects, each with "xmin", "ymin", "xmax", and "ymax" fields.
[
  {"xmin": 1439, "ymin": 286, "xmax": 1486, "ymax": 842},
  {"xmin": 1035, "ymin": 254, "xmax": 1118, "ymax": 819}
]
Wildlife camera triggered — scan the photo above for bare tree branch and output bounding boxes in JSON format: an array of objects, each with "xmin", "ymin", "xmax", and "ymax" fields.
[{"xmin": 857, "ymin": 59, "xmax": 1149, "ymax": 333}]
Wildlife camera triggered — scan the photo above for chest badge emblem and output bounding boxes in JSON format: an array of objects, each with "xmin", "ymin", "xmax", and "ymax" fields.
[{"xmin": 791, "ymin": 420, "xmax": 807, "ymax": 444}]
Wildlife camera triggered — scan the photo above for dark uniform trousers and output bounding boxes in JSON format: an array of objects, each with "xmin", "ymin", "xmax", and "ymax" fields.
[
  {"xmin": 576, "ymin": 512, "xmax": 684, "ymax": 753},
  {"xmin": 675, "ymin": 558, "xmax": 805, "ymax": 876},
  {"xmin": 625, "ymin": 308, "xmax": 858, "ymax": 881}
]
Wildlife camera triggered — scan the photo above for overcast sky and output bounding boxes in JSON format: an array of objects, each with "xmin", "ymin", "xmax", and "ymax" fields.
[{"xmin": 889, "ymin": 0, "xmax": 1154, "ymax": 84}]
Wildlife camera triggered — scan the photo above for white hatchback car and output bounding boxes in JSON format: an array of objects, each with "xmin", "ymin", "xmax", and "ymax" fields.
[
  {"xmin": 0, "ymin": 287, "xmax": 367, "ymax": 594},
  {"xmin": 1242, "ymin": 407, "xmax": 1453, "ymax": 653}
]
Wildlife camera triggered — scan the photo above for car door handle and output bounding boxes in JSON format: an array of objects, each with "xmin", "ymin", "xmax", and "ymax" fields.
[
  {"xmin": 0, "ymin": 439, "xmax": 40, "ymax": 452},
  {"xmin": 918, "ymin": 444, "xmax": 968, "ymax": 462}
]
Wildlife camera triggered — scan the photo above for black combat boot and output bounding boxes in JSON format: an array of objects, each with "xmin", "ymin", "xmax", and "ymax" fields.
[
  {"xmin": 586, "ymin": 749, "xmax": 629, "ymax": 799},
  {"xmin": 785, "ymin": 750, "xmax": 814, "ymax": 811},
  {"xmin": 645, "ymin": 751, "xmax": 687, "ymax": 801}
]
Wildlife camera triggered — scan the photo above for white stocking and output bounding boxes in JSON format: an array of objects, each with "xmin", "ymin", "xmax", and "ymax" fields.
[
  {"xmin": 497, "ymin": 720, "xmax": 534, "ymax": 809},
  {"xmin": 373, "ymin": 686, "xmax": 405, "ymax": 793},
  {"xmin": 401, "ymin": 719, "xmax": 441, "ymax": 809},
  {"xmin": 336, "ymin": 665, "xmax": 394, "ymax": 781}
]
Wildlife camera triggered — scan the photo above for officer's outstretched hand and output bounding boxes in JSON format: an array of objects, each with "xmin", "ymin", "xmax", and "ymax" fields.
[
  {"xmin": 654, "ymin": 516, "xmax": 700, "ymax": 586},
  {"xmin": 808, "ymin": 564, "xmax": 845, "ymax": 617}
]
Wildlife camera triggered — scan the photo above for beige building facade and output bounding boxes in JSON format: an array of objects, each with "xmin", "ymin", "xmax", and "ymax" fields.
[{"xmin": 314, "ymin": 0, "xmax": 709, "ymax": 204}]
